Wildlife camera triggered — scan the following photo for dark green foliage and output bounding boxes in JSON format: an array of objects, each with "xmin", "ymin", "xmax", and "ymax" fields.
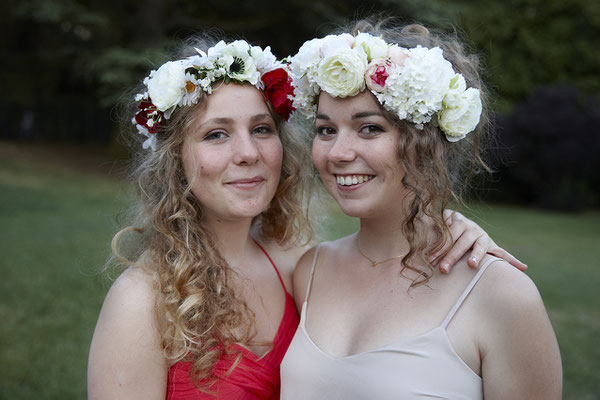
[{"xmin": 486, "ymin": 85, "xmax": 600, "ymax": 210}]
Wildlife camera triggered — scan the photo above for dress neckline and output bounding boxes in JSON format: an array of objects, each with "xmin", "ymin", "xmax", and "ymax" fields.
[{"xmin": 231, "ymin": 240, "xmax": 293, "ymax": 361}]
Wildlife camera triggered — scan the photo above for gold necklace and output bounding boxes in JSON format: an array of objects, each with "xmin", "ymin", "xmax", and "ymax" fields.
[{"xmin": 355, "ymin": 235, "xmax": 404, "ymax": 268}]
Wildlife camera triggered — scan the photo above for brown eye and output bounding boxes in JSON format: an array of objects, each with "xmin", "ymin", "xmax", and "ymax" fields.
[
  {"xmin": 360, "ymin": 124, "xmax": 383, "ymax": 136},
  {"xmin": 316, "ymin": 126, "xmax": 336, "ymax": 137}
]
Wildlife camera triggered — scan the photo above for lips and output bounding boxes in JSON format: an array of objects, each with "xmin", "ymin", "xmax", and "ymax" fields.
[{"xmin": 226, "ymin": 176, "xmax": 266, "ymax": 189}]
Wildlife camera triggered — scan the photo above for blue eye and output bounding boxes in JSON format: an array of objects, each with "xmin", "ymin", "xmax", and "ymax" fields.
[
  {"xmin": 203, "ymin": 131, "xmax": 227, "ymax": 141},
  {"xmin": 253, "ymin": 125, "xmax": 275, "ymax": 135}
]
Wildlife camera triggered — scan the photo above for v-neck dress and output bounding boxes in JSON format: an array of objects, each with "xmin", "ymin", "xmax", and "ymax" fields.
[
  {"xmin": 167, "ymin": 242, "xmax": 299, "ymax": 399},
  {"xmin": 280, "ymin": 245, "xmax": 496, "ymax": 399}
]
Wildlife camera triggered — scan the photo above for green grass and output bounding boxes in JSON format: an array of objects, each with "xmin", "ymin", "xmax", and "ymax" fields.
[
  {"xmin": 0, "ymin": 146, "xmax": 126, "ymax": 399},
  {"xmin": 1, "ymin": 144, "xmax": 598, "ymax": 399}
]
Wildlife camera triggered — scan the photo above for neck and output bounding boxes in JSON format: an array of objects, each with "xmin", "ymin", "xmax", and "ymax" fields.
[
  {"xmin": 203, "ymin": 215, "xmax": 257, "ymax": 269},
  {"xmin": 356, "ymin": 216, "xmax": 410, "ymax": 261}
]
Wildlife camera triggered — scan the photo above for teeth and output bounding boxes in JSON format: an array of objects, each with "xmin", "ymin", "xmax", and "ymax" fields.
[{"xmin": 336, "ymin": 175, "xmax": 373, "ymax": 186}]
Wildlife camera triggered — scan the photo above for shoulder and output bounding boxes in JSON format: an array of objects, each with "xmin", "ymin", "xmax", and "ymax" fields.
[
  {"xmin": 255, "ymin": 238, "xmax": 313, "ymax": 295},
  {"xmin": 103, "ymin": 267, "xmax": 158, "ymax": 318},
  {"xmin": 475, "ymin": 257, "xmax": 545, "ymax": 316},
  {"xmin": 291, "ymin": 236, "xmax": 351, "ymax": 308},
  {"xmin": 88, "ymin": 267, "xmax": 167, "ymax": 399},
  {"xmin": 471, "ymin": 257, "xmax": 562, "ymax": 398}
]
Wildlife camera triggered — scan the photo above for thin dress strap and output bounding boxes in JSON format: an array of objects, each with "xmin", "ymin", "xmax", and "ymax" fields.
[
  {"xmin": 303, "ymin": 243, "xmax": 323, "ymax": 304},
  {"xmin": 441, "ymin": 256, "xmax": 502, "ymax": 329},
  {"xmin": 254, "ymin": 240, "xmax": 286, "ymax": 291}
]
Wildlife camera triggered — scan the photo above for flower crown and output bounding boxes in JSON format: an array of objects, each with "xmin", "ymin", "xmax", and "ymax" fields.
[
  {"xmin": 133, "ymin": 40, "xmax": 295, "ymax": 150},
  {"xmin": 289, "ymin": 32, "xmax": 482, "ymax": 141}
]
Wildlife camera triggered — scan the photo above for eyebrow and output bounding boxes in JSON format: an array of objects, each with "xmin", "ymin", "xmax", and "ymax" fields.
[
  {"xmin": 201, "ymin": 113, "xmax": 273, "ymax": 126},
  {"xmin": 315, "ymin": 111, "xmax": 385, "ymax": 120},
  {"xmin": 352, "ymin": 111, "xmax": 385, "ymax": 119}
]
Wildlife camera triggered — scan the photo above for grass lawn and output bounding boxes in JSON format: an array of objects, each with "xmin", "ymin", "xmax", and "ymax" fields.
[{"xmin": 1, "ymin": 142, "xmax": 598, "ymax": 399}]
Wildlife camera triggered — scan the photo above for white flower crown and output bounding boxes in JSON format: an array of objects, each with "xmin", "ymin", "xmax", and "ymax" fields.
[
  {"xmin": 133, "ymin": 40, "xmax": 295, "ymax": 150},
  {"xmin": 289, "ymin": 32, "xmax": 482, "ymax": 141}
]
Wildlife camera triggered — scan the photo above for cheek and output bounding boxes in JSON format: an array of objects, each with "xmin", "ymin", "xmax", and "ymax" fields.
[
  {"xmin": 265, "ymin": 140, "xmax": 283, "ymax": 175},
  {"xmin": 311, "ymin": 140, "xmax": 328, "ymax": 173}
]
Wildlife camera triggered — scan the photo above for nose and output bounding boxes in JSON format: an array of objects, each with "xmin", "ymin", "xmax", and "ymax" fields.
[
  {"xmin": 327, "ymin": 130, "xmax": 357, "ymax": 163},
  {"xmin": 232, "ymin": 131, "xmax": 260, "ymax": 165}
]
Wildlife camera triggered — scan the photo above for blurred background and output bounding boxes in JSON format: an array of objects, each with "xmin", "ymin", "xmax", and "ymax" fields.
[{"xmin": 1, "ymin": 0, "xmax": 599, "ymax": 398}]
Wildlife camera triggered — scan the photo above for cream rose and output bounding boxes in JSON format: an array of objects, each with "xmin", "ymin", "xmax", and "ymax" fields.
[
  {"xmin": 354, "ymin": 33, "xmax": 389, "ymax": 60},
  {"xmin": 316, "ymin": 48, "xmax": 367, "ymax": 97},
  {"xmin": 438, "ymin": 87, "xmax": 482, "ymax": 141},
  {"xmin": 146, "ymin": 61, "xmax": 186, "ymax": 112}
]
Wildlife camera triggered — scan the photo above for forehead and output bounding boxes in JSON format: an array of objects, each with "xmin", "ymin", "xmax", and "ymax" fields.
[
  {"xmin": 317, "ymin": 90, "xmax": 382, "ymax": 115},
  {"xmin": 200, "ymin": 83, "xmax": 270, "ymax": 120}
]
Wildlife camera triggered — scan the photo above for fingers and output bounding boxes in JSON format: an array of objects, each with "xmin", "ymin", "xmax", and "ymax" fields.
[
  {"xmin": 466, "ymin": 235, "xmax": 490, "ymax": 269},
  {"xmin": 488, "ymin": 246, "xmax": 528, "ymax": 271},
  {"xmin": 437, "ymin": 232, "xmax": 485, "ymax": 274}
]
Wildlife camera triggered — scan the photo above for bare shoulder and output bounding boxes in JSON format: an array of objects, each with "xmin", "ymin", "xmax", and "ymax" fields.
[
  {"xmin": 291, "ymin": 243, "xmax": 324, "ymax": 311},
  {"xmin": 256, "ymin": 237, "xmax": 313, "ymax": 295},
  {"xmin": 88, "ymin": 267, "xmax": 167, "ymax": 399},
  {"xmin": 472, "ymin": 257, "xmax": 562, "ymax": 399},
  {"xmin": 475, "ymin": 257, "xmax": 545, "ymax": 314}
]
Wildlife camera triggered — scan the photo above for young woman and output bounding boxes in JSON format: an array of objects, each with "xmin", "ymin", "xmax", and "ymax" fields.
[
  {"xmin": 88, "ymin": 35, "xmax": 527, "ymax": 399},
  {"xmin": 281, "ymin": 21, "xmax": 562, "ymax": 399}
]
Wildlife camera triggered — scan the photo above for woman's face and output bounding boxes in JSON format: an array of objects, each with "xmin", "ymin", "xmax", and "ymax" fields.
[
  {"xmin": 312, "ymin": 90, "xmax": 407, "ymax": 219},
  {"xmin": 181, "ymin": 83, "xmax": 283, "ymax": 224}
]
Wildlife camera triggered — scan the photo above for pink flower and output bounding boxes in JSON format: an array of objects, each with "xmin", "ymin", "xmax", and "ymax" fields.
[
  {"xmin": 388, "ymin": 45, "xmax": 408, "ymax": 66},
  {"xmin": 365, "ymin": 58, "xmax": 392, "ymax": 92}
]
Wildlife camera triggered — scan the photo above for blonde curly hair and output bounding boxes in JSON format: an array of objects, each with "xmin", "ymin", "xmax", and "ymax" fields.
[{"xmin": 112, "ymin": 35, "xmax": 313, "ymax": 389}]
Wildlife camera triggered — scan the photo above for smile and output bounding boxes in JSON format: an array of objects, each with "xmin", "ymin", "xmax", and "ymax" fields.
[{"xmin": 335, "ymin": 175, "xmax": 374, "ymax": 186}]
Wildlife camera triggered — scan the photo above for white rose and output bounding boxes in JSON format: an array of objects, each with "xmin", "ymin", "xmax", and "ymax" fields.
[
  {"xmin": 443, "ymin": 74, "xmax": 467, "ymax": 108},
  {"xmin": 146, "ymin": 61, "xmax": 187, "ymax": 112},
  {"xmin": 320, "ymin": 34, "xmax": 354, "ymax": 58},
  {"xmin": 316, "ymin": 48, "xmax": 367, "ymax": 97},
  {"xmin": 354, "ymin": 33, "xmax": 388, "ymax": 61},
  {"xmin": 438, "ymin": 87, "xmax": 482, "ymax": 141}
]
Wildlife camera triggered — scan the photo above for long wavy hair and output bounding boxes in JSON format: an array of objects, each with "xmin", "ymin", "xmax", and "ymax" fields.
[
  {"xmin": 334, "ymin": 19, "xmax": 491, "ymax": 287},
  {"xmin": 112, "ymin": 34, "xmax": 313, "ymax": 389}
]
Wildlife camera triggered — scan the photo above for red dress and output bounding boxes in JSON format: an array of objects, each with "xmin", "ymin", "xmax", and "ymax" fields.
[{"xmin": 166, "ymin": 243, "xmax": 300, "ymax": 399}]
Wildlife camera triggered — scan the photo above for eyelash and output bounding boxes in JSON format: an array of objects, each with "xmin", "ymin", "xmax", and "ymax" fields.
[
  {"xmin": 360, "ymin": 124, "xmax": 384, "ymax": 135},
  {"xmin": 316, "ymin": 126, "xmax": 336, "ymax": 137},
  {"xmin": 202, "ymin": 125, "xmax": 275, "ymax": 141},
  {"xmin": 253, "ymin": 125, "xmax": 275, "ymax": 135},
  {"xmin": 203, "ymin": 131, "xmax": 227, "ymax": 141}
]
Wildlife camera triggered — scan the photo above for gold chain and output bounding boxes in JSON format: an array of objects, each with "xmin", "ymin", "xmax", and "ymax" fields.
[{"xmin": 355, "ymin": 235, "xmax": 404, "ymax": 268}]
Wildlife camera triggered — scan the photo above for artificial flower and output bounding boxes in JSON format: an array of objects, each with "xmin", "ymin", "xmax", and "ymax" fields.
[
  {"xmin": 365, "ymin": 58, "xmax": 392, "ymax": 92},
  {"xmin": 146, "ymin": 61, "xmax": 187, "ymax": 112},
  {"xmin": 316, "ymin": 48, "xmax": 367, "ymax": 97},
  {"xmin": 438, "ymin": 87, "xmax": 482, "ymax": 141}
]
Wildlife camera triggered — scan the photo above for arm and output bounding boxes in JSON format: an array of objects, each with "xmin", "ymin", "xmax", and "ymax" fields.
[
  {"xmin": 88, "ymin": 268, "xmax": 167, "ymax": 400},
  {"xmin": 431, "ymin": 210, "xmax": 528, "ymax": 273},
  {"xmin": 477, "ymin": 261, "xmax": 562, "ymax": 399}
]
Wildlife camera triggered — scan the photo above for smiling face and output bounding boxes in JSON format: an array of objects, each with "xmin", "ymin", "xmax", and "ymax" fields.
[
  {"xmin": 312, "ymin": 90, "xmax": 408, "ymax": 219},
  {"xmin": 181, "ymin": 83, "xmax": 283, "ymax": 224}
]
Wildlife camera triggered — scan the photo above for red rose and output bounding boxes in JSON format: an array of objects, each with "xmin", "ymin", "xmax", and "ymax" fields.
[
  {"xmin": 261, "ymin": 68, "xmax": 295, "ymax": 120},
  {"xmin": 134, "ymin": 99, "xmax": 164, "ymax": 134}
]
